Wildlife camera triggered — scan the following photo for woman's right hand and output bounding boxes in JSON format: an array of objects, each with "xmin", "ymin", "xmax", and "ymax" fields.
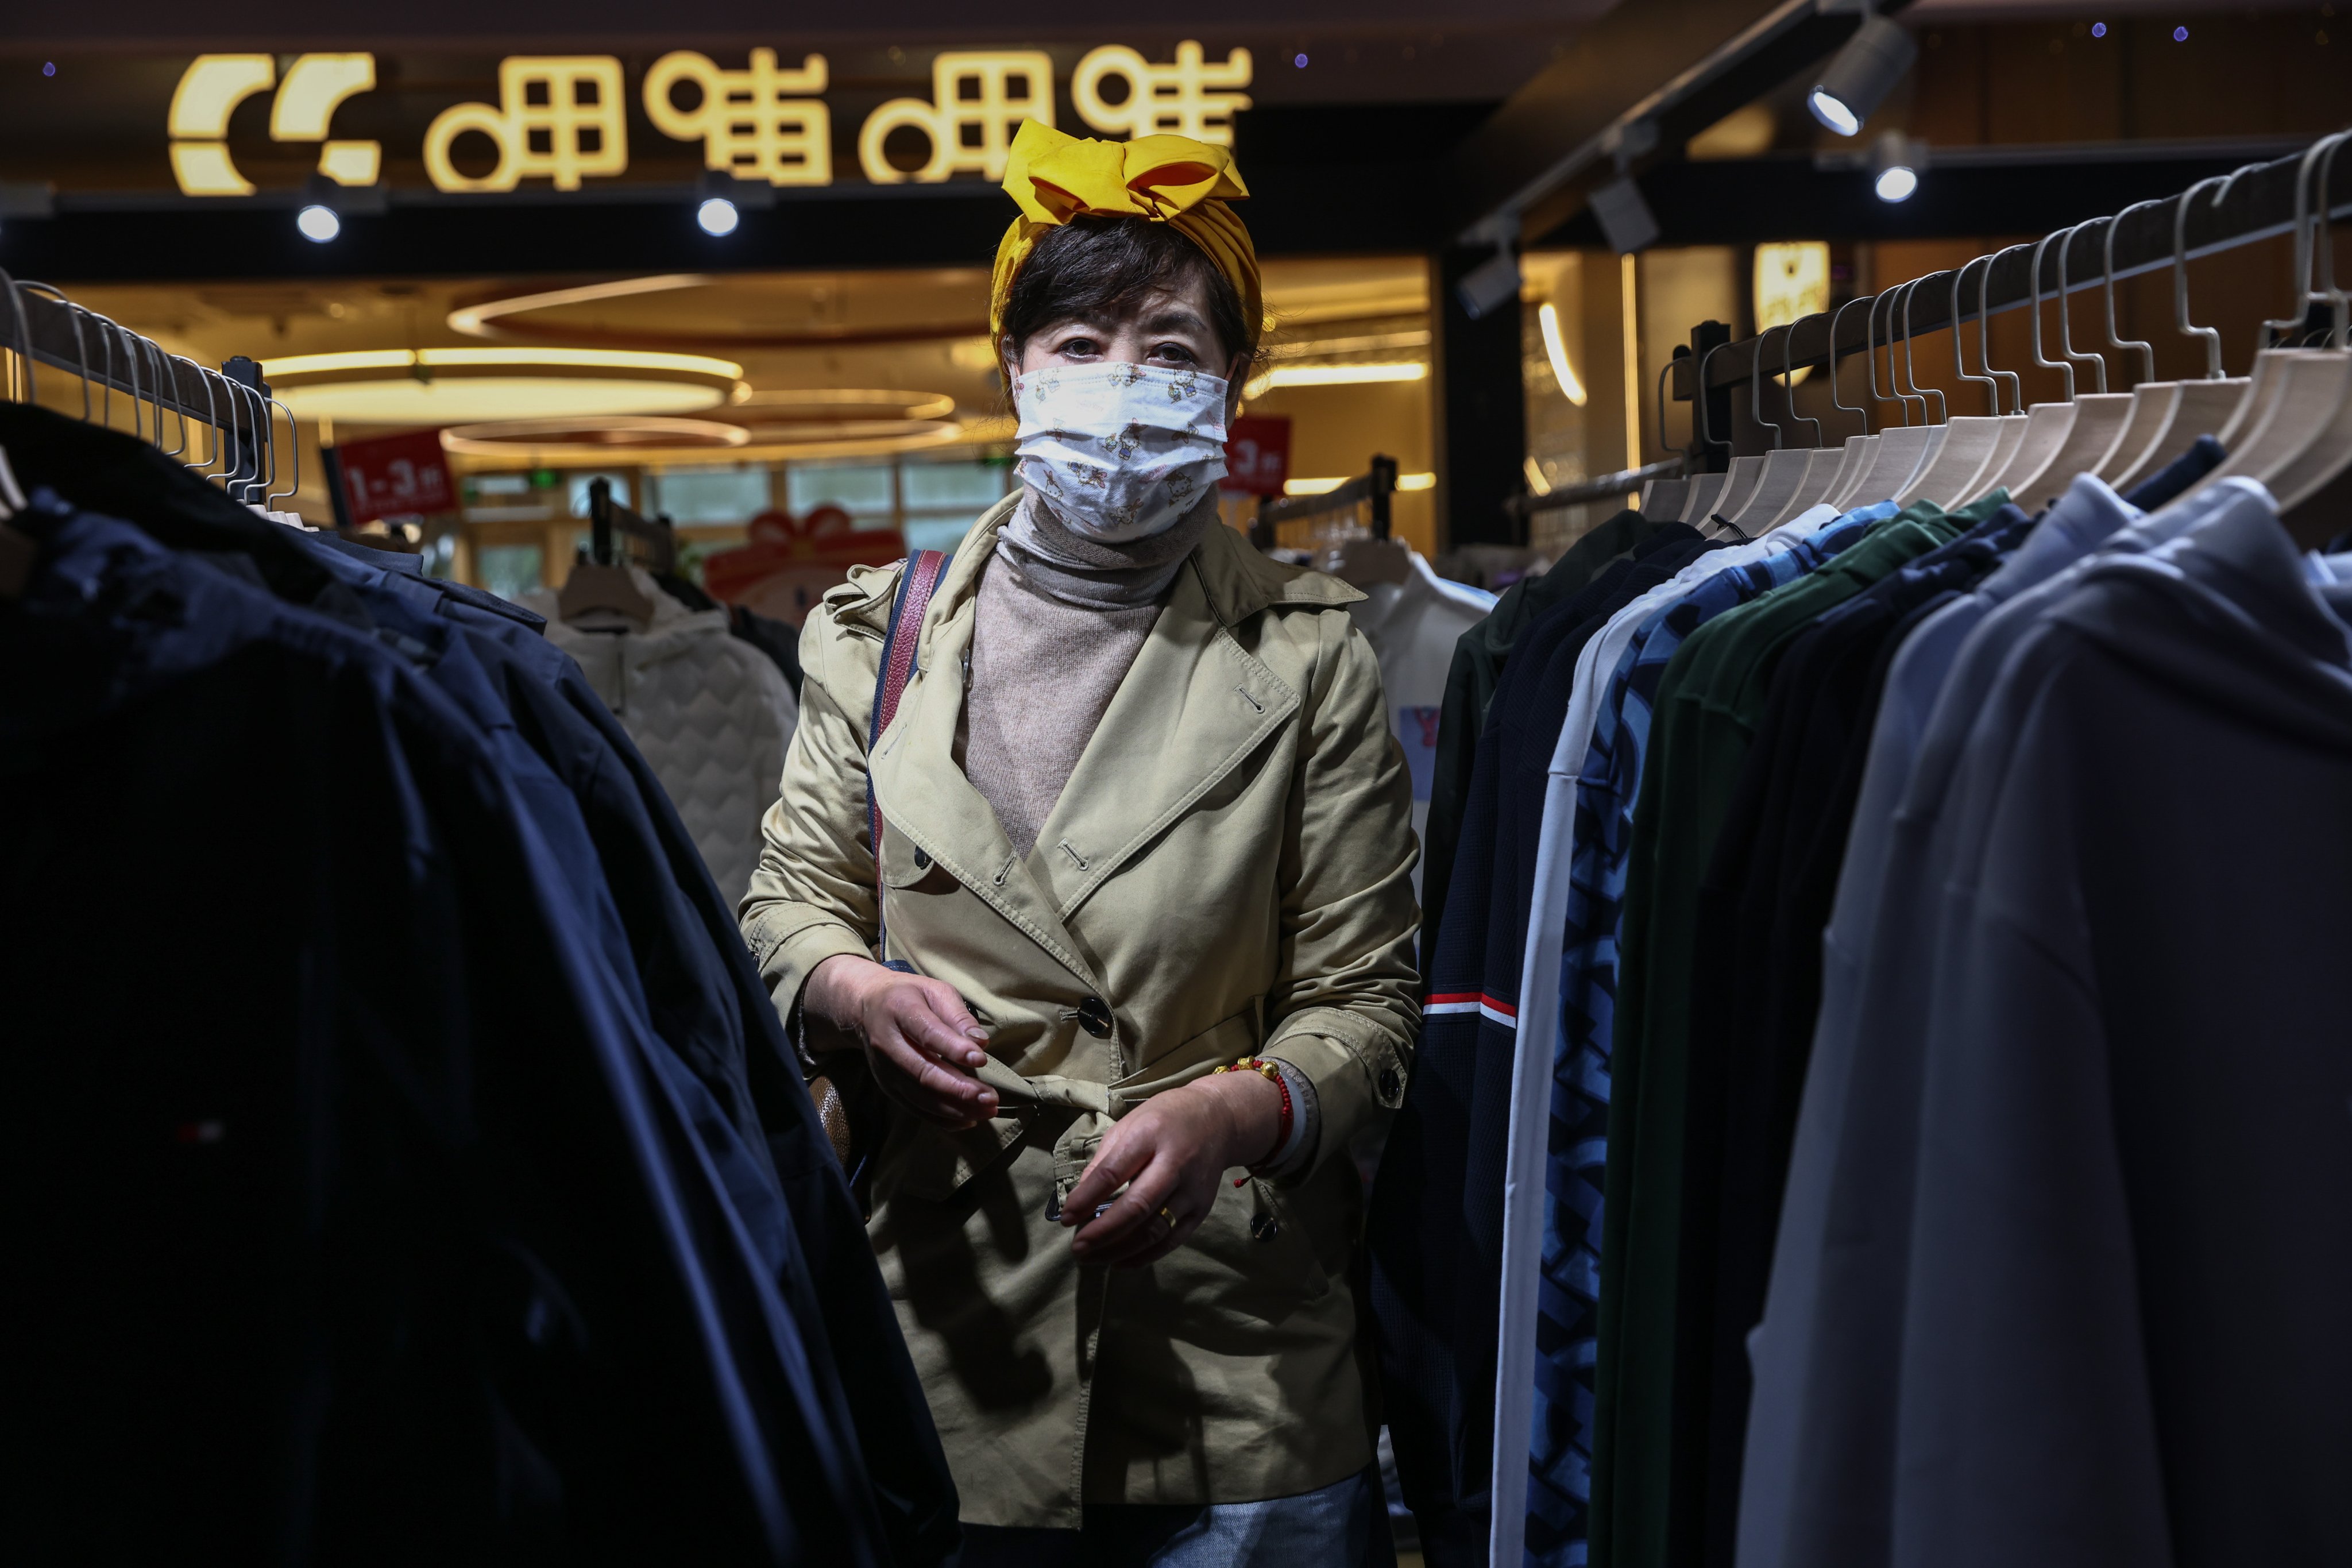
[{"xmin": 804, "ymin": 955, "xmax": 999, "ymax": 1130}]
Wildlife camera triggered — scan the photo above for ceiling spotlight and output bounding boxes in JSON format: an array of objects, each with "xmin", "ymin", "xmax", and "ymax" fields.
[
  {"xmin": 1808, "ymin": 13, "xmax": 1919, "ymax": 137},
  {"xmin": 1456, "ymin": 246, "xmax": 1523, "ymax": 320},
  {"xmin": 296, "ymin": 203, "xmax": 341, "ymax": 242},
  {"xmin": 697, "ymin": 196, "xmax": 740, "ymax": 237},
  {"xmin": 1871, "ymin": 130, "xmax": 1922, "ymax": 203}
]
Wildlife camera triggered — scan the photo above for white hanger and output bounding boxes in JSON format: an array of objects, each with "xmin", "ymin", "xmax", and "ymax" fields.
[
  {"xmin": 2006, "ymin": 221, "xmax": 2136, "ymax": 508},
  {"xmin": 2246, "ymin": 129, "xmax": 2352, "ymax": 536},
  {"xmin": 1774, "ymin": 294, "xmax": 1878, "ymax": 521},
  {"xmin": 1723, "ymin": 324, "xmax": 1821, "ymax": 532},
  {"xmin": 2106, "ymin": 171, "xmax": 2258, "ymax": 491},
  {"xmin": 2214, "ymin": 151, "xmax": 2329, "ymax": 452},
  {"xmin": 2083, "ymin": 202, "xmax": 2179, "ymax": 484},
  {"xmin": 1839, "ymin": 286, "xmax": 1939, "ymax": 507},
  {"xmin": 1677, "ymin": 341, "xmax": 1735, "ymax": 524},
  {"xmin": 1975, "ymin": 229, "xmax": 2083, "ymax": 500},
  {"xmin": 1900, "ymin": 253, "xmax": 2015, "ymax": 507}
]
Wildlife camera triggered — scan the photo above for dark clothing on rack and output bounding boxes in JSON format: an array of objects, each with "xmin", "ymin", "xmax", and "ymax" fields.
[
  {"xmin": 1, "ymin": 397, "xmax": 958, "ymax": 1566},
  {"xmin": 729, "ymin": 604, "xmax": 806, "ymax": 697},
  {"xmin": 303, "ymin": 531, "xmax": 956, "ymax": 1568},
  {"xmin": 2122, "ymin": 432, "xmax": 2227, "ymax": 513},
  {"xmin": 1371, "ymin": 524, "xmax": 1703, "ymax": 1565},
  {"xmin": 1421, "ymin": 511, "xmax": 1678, "ymax": 968},
  {"xmin": 1887, "ymin": 492, "xmax": 2352, "ymax": 1568},
  {"xmin": 1684, "ymin": 503, "xmax": 2033, "ymax": 1567},
  {"xmin": 1596, "ymin": 496, "xmax": 1997, "ymax": 1568},
  {"xmin": 5, "ymin": 500, "xmax": 870, "ymax": 1566},
  {"xmin": 648, "ymin": 567, "xmax": 806, "ymax": 697}
]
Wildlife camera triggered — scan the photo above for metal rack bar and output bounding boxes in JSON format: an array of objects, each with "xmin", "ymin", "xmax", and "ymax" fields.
[
  {"xmin": 7, "ymin": 282, "xmax": 264, "ymax": 441},
  {"xmin": 1253, "ymin": 456, "xmax": 1400, "ymax": 532},
  {"xmin": 1671, "ymin": 142, "xmax": 2352, "ymax": 404},
  {"xmin": 1510, "ymin": 456, "xmax": 1687, "ymax": 519}
]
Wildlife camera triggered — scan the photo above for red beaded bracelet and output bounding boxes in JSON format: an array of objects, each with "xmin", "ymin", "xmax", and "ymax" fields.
[{"xmin": 1212, "ymin": 1057, "xmax": 1292, "ymax": 1183}]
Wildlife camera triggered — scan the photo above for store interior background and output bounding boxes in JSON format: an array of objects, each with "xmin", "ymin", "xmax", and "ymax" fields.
[{"xmin": 4, "ymin": 2, "xmax": 2345, "ymax": 604}]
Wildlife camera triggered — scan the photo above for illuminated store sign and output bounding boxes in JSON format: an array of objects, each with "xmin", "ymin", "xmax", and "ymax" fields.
[{"xmin": 163, "ymin": 43, "xmax": 1253, "ymax": 197}]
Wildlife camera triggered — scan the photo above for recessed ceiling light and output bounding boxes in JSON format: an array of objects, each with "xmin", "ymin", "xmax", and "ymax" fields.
[
  {"xmin": 697, "ymin": 197, "xmax": 740, "ymax": 237},
  {"xmin": 1241, "ymin": 361, "xmax": 1430, "ymax": 400}
]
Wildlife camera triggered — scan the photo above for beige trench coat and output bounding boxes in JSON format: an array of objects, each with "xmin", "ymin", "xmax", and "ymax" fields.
[{"xmin": 739, "ymin": 495, "xmax": 1421, "ymax": 1529}]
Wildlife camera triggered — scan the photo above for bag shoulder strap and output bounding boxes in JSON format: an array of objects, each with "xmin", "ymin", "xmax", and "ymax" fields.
[{"xmin": 865, "ymin": 550, "xmax": 949, "ymax": 952}]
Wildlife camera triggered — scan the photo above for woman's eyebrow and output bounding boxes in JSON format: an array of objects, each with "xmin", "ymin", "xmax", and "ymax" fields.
[{"xmin": 1140, "ymin": 307, "xmax": 1211, "ymax": 336}]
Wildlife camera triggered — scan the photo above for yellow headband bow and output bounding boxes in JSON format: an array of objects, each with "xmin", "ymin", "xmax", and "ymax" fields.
[{"xmin": 988, "ymin": 120, "xmax": 1261, "ymax": 354}]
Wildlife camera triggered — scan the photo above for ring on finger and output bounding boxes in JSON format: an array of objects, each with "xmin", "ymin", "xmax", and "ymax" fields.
[{"xmin": 1157, "ymin": 1205, "xmax": 1176, "ymax": 1230}]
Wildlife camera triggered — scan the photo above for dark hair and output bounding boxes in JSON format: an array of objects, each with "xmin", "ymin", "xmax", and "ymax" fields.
[{"xmin": 998, "ymin": 215, "xmax": 1255, "ymax": 373}]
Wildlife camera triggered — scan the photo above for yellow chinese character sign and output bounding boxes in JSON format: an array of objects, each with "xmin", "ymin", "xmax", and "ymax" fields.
[
  {"xmin": 167, "ymin": 41, "xmax": 1258, "ymax": 198},
  {"xmin": 424, "ymin": 57, "xmax": 628, "ymax": 192},
  {"xmin": 856, "ymin": 51, "xmax": 1054, "ymax": 184},
  {"xmin": 1072, "ymin": 42, "xmax": 1252, "ymax": 145},
  {"xmin": 644, "ymin": 49, "xmax": 832, "ymax": 186},
  {"xmin": 168, "ymin": 53, "xmax": 381, "ymax": 196}
]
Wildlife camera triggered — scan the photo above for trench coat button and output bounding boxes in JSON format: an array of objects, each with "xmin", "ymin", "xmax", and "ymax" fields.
[
  {"xmin": 913, "ymin": 845, "xmax": 931, "ymax": 870},
  {"xmin": 1377, "ymin": 1066, "xmax": 1401, "ymax": 1101},
  {"xmin": 1077, "ymin": 996, "xmax": 1114, "ymax": 1038}
]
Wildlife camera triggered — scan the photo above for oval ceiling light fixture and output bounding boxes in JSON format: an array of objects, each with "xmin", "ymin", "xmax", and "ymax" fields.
[
  {"xmin": 440, "ymin": 416, "xmax": 752, "ymax": 461},
  {"xmin": 446, "ymin": 275, "xmax": 986, "ymax": 351},
  {"xmin": 259, "ymin": 346, "xmax": 744, "ymax": 425},
  {"xmin": 447, "ymin": 274, "xmax": 714, "ymax": 339},
  {"xmin": 720, "ymin": 388, "xmax": 966, "ymax": 453}
]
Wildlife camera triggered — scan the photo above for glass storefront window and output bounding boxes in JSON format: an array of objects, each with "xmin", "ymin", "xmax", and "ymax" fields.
[
  {"xmin": 901, "ymin": 458, "xmax": 1011, "ymax": 554},
  {"xmin": 648, "ymin": 464, "xmax": 772, "ymax": 523},
  {"xmin": 478, "ymin": 543, "xmax": 545, "ymax": 601},
  {"xmin": 788, "ymin": 462, "xmax": 895, "ymax": 526}
]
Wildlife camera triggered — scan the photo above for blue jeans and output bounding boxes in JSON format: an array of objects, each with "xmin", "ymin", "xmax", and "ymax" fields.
[{"xmin": 952, "ymin": 1466, "xmax": 1397, "ymax": 1568}]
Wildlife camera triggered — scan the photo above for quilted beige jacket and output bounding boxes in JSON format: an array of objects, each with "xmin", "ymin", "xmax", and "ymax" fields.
[{"xmin": 739, "ymin": 495, "xmax": 1420, "ymax": 1528}]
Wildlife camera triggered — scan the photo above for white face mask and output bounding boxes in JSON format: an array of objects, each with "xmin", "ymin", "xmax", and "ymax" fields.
[{"xmin": 1012, "ymin": 361, "xmax": 1229, "ymax": 542}]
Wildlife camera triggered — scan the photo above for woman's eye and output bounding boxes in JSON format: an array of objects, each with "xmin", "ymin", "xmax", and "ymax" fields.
[
  {"xmin": 1151, "ymin": 342, "xmax": 1199, "ymax": 364},
  {"xmin": 1058, "ymin": 337, "xmax": 1100, "ymax": 358}
]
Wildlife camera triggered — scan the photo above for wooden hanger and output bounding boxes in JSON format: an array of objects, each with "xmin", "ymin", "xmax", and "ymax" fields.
[{"xmin": 1330, "ymin": 535, "xmax": 1413, "ymax": 588}]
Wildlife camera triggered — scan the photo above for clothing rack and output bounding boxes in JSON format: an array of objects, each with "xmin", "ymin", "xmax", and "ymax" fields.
[
  {"xmin": 1249, "ymin": 453, "xmax": 1397, "ymax": 549},
  {"xmin": 1510, "ymin": 456, "xmax": 1687, "ymax": 520},
  {"xmin": 1, "ymin": 272, "xmax": 289, "ymax": 504},
  {"xmin": 1668, "ymin": 136, "xmax": 2352, "ymax": 451},
  {"xmin": 586, "ymin": 475, "xmax": 678, "ymax": 574}
]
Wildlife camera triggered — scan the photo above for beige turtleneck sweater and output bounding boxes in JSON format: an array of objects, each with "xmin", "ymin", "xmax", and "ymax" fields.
[{"xmin": 959, "ymin": 491, "xmax": 1215, "ymax": 858}]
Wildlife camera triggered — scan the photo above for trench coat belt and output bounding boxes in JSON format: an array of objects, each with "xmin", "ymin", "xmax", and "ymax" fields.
[{"xmin": 964, "ymin": 1011, "xmax": 1254, "ymax": 1215}]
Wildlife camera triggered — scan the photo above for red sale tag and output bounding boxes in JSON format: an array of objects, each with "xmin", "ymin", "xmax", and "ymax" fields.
[
  {"xmin": 334, "ymin": 428, "xmax": 454, "ymax": 524},
  {"xmin": 1222, "ymin": 414, "xmax": 1292, "ymax": 497}
]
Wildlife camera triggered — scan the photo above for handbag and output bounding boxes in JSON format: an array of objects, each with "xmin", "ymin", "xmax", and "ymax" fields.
[{"xmin": 806, "ymin": 549, "xmax": 951, "ymax": 1199}]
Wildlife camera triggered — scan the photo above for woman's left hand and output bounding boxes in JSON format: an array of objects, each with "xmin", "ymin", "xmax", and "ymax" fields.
[{"xmin": 1061, "ymin": 1069, "xmax": 1284, "ymax": 1268}]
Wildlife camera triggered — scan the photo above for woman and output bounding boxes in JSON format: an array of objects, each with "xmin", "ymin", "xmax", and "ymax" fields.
[{"xmin": 740, "ymin": 121, "xmax": 1420, "ymax": 1567}]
